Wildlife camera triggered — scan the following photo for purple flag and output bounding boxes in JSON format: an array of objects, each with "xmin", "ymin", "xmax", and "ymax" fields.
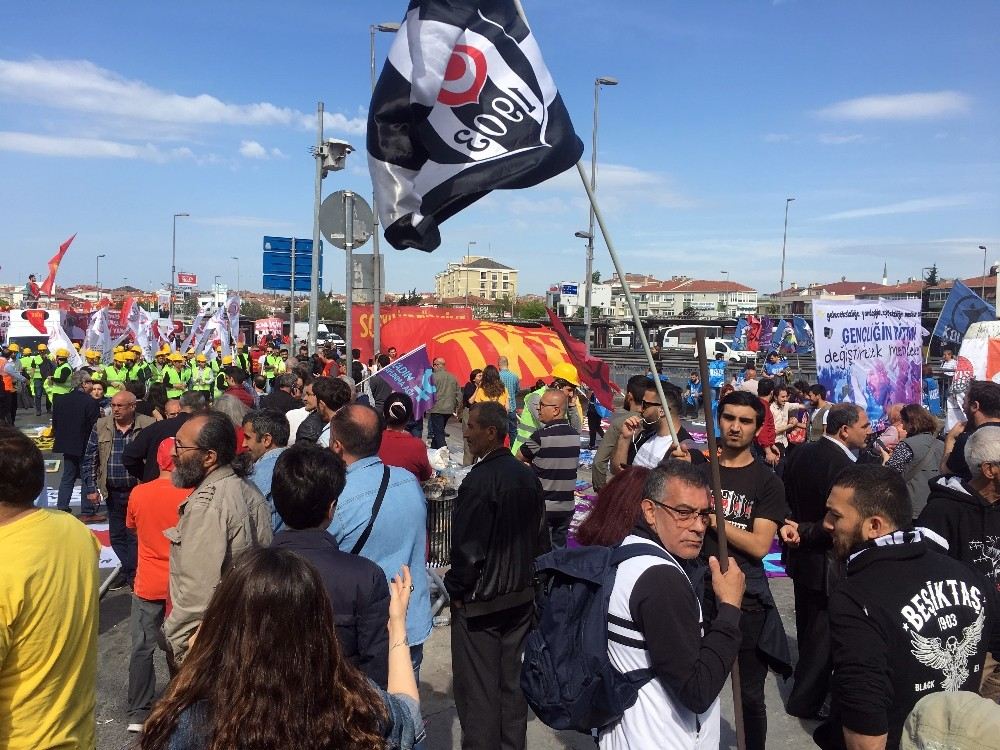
[{"xmin": 373, "ymin": 345, "xmax": 437, "ymax": 419}]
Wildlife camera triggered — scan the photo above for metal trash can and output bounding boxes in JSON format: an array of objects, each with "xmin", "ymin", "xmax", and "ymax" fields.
[{"xmin": 426, "ymin": 487, "xmax": 455, "ymax": 568}]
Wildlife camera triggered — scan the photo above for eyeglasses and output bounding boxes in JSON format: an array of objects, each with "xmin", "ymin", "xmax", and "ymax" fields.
[
  {"xmin": 648, "ymin": 498, "xmax": 713, "ymax": 525},
  {"xmin": 641, "ymin": 400, "xmax": 662, "ymax": 410},
  {"xmin": 173, "ymin": 442, "xmax": 207, "ymax": 455}
]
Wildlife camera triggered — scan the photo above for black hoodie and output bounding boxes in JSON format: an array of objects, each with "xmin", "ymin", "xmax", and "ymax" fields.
[{"xmin": 917, "ymin": 475, "xmax": 1000, "ymax": 594}]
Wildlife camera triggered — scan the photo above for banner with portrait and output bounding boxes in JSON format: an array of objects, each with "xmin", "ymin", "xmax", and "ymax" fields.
[{"xmin": 812, "ymin": 298, "xmax": 922, "ymax": 426}]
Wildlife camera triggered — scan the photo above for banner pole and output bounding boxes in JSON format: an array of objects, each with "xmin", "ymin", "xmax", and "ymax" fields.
[
  {"xmin": 696, "ymin": 329, "xmax": 747, "ymax": 750},
  {"xmin": 355, "ymin": 343, "xmax": 427, "ymax": 387},
  {"xmin": 575, "ymin": 161, "xmax": 680, "ymax": 446}
]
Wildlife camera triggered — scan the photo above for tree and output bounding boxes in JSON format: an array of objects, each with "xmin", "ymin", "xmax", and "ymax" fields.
[
  {"xmin": 396, "ymin": 288, "xmax": 421, "ymax": 306},
  {"xmin": 680, "ymin": 306, "xmax": 701, "ymax": 319},
  {"xmin": 299, "ymin": 293, "xmax": 345, "ymax": 321},
  {"xmin": 240, "ymin": 300, "xmax": 271, "ymax": 320},
  {"xmin": 592, "ymin": 270, "xmax": 602, "ymax": 284},
  {"xmin": 923, "ymin": 264, "xmax": 939, "ymax": 286},
  {"xmin": 518, "ymin": 300, "xmax": 547, "ymax": 319},
  {"xmin": 182, "ymin": 296, "xmax": 199, "ymax": 316}
]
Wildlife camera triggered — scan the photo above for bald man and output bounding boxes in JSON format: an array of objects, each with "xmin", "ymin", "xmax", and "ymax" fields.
[{"xmin": 81, "ymin": 390, "xmax": 156, "ymax": 587}]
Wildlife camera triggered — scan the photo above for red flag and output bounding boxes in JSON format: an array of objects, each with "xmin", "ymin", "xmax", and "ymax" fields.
[
  {"xmin": 40, "ymin": 233, "xmax": 76, "ymax": 296},
  {"xmin": 22, "ymin": 309, "xmax": 49, "ymax": 335},
  {"xmin": 119, "ymin": 297, "xmax": 134, "ymax": 329},
  {"xmin": 545, "ymin": 309, "xmax": 619, "ymax": 410}
]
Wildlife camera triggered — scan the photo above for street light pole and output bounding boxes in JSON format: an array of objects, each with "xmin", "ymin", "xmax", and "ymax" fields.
[
  {"xmin": 96, "ymin": 254, "xmax": 106, "ymax": 301},
  {"xmin": 778, "ymin": 197, "xmax": 795, "ymax": 314},
  {"xmin": 170, "ymin": 212, "xmax": 189, "ymax": 319},
  {"xmin": 309, "ymin": 102, "xmax": 324, "ymax": 353},
  {"xmin": 231, "ymin": 256, "xmax": 240, "ymax": 295},
  {"xmin": 370, "ymin": 22, "xmax": 401, "ymax": 356},
  {"xmin": 721, "ymin": 270, "xmax": 730, "ymax": 315},
  {"xmin": 585, "ymin": 76, "xmax": 618, "ymax": 356},
  {"xmin": 465, "ymin": 241, "xmax": 477, "ymax": 308},
  {"xmin": 981, "ymin": 245, "xmax": 989, "ymax": 299}
]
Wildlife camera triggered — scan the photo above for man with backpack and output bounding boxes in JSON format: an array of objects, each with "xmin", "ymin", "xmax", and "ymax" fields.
[
  {"xmin": 445, "ymin": 401, "xmax": 548, "ymax": 750},
  {"xmin": 602, "ymin": 461, "xmax": 744, "ymax": 748}
]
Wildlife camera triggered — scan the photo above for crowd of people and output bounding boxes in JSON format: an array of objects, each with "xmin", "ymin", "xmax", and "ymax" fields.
[{"xmin": 2, "ymin": 334, "xmax": 1000, "ymax": 750}]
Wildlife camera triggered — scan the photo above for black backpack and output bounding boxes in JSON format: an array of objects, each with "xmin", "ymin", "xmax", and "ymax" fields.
[{"xmin": 520, "ymin": 543, "xmax": 675, "ymax": 733}]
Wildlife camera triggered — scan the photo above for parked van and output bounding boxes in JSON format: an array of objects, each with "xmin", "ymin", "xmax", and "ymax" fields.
[
  {"xmin": 2, "ymin": 308, "xmax": 74, "ymax": 350},
  {"xmin": 658, "ymin": 325, "xmax": 755, "ymax": 363}
]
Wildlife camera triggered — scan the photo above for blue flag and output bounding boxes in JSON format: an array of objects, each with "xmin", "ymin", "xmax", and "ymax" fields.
[
  {"xmin": 932, "ymin": 280, "xmax": 995, "ymax": 348},
  {"xmin": 792, "ymin": 316, "xmax": 815, "ymax": 354},
  {"xmin": 373, "ymin": 345, "xmax": 437, "ymax": 419},
  {"xmin": 732, "ymin": 317, "xmax": 749, "ymax": 350}
]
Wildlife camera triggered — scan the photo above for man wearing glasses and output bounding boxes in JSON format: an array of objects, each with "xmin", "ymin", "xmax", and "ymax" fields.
[
  {"xmin": 697, "ymin": 390, "xmax": 792, "ymax": 750},
  {"xmin": 601, "ymin": 461, "xmax": 744, "ymax": 749},
  {"xmin": 259, "ymin": 372, "xmax": 302, "ymax": 414},
  {"xmin": 81, "ymin": 391, "xmax": 155, "ymax": 588},
  {"xmin": 518, "ymin": 388, "xmax": 581, "ymax": 548},
  {"xmin": 611, "ymin": 381, "xmax": 701, "ymax": 472},
  {"xmin": 163, "ymin": 412, "xmax": 273, "ymax": 664}
]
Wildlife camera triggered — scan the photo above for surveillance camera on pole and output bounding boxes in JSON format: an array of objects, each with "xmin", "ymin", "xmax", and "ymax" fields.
[{"xmin": 319, "ymin": 139, "xmax": 354, "ymax": 177}]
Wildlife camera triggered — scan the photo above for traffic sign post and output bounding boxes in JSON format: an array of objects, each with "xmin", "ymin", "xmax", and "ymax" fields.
[{"xmin": 263, "ymin": 236, "xmax": 321, "ymax": 348}]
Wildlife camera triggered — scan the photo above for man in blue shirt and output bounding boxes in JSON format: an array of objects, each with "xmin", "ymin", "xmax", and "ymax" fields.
[
  {"xmin": 497, "ymin": 356, "xmax": 521, "ymax": 445},
  {"xmin": 242, "ymin": 408, "xmax": 289, "ymax": 532},
  {"xmin": 327, "ymin": 403, "xmax": 432, "ymax": 678}
]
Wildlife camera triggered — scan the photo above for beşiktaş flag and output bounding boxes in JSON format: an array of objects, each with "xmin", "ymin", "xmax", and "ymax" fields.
[{"xmin": 368, "ymin": 0, "xmax": 583, "ymax": 252}]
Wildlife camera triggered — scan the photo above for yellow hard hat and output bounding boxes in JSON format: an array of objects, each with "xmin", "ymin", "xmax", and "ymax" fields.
[
  {"xmin": 125, "ymin": 350, "xmax": 138, "ymax": 360},
  {"xmin": 550, "ymin": 362, "xmax": 580, "ymax": 386},
  {"xmin": 7, "ymin": 343, "xmax": 19, "ymax": 352},
  {"xmin": 86, "ymin": 349, "xmax": 100, "ymax": 359},
  {"xmin": 158, "ymin": 345, "xmax": 170, "ymax": 355},
  {"xmin": 56, "ymin": 348, "xmax": 69, "ymax": 358},
  {"xmin": 73, "ymin": 342, "xmax": 81, "ymax": 350},
  {"xmin": 168, "ymin": 353, "xmax": 184, "ymax": 362},
  {"xmin": 114, "ymin": 352, "xmax": 129, "ymax": 363},
  {"xmin": 131, "ymin": 344, "xmax": 142, "ymax": 353},
  {"xmin": 21, "ymin": 347, "xmax": 32, "ymax": 354},
  {"xmin": 196, "ymin": 354, "xmax": 207, "ymax": 363},
  {"xmin": 113, "ymin": 345, "xmax": 125, "ymax": 353},
  {"xmin": 222, "ymin": 355, "xmax": 234, "ymax": 365},
  {"xmin": 37, "ymin": 343, "xmax": 47, "ymax": 351}
]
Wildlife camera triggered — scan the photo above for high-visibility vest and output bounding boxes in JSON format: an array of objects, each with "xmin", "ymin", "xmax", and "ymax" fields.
[
  {"xmin": 510, "ymin": 385, "xmax": 547, "ymax": 455},
  {"xmin": 103, "ymin": 365, "xmax": 129, "ymax": 396},
  {"xmin": 49, "ymin": 362, "xmax": 74, "ymax": 396},
  {"xmin": 163, "ymin": 368, "xmax": 186, "ymax": 398},
  {"xmin": 262, "ymin": 354, "xmax": 282, "ymax": 378},
  {"xmin": 191, "ymin": 366, "xmax": 214, "ymax": 392},
  {"xmin": 236, "ymin": 353, "xmax": 251, "ymax": 373}
]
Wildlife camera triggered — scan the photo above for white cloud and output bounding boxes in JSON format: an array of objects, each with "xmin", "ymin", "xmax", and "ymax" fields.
[
  {"xmin": 817, "ymin": 133, "xmax": 867, "ymax": 145},
  {"xmin": 815, "ymin": 195, "xmax": 973, "ymax": 221},
  {"xmin": 0, "ymin": 130, "xmax": 191, "ymax": 162},
  {"xmin": 239, "ymin": 140, "xmax": 268, "ymax": 159},
  {"xmin": 193, "ymin": 215, "xmax": 294, "ymax": 229},
  {"xmin": 0, "ymin": 57, "xmax": 365, "ymax": 134},
  {"xmin": 541, "ymin": 163, "xmax": 695, "ymax": 209},
  {"xmin": 816, "ymin": 91, "xmax": 971, "ymax": 121}
]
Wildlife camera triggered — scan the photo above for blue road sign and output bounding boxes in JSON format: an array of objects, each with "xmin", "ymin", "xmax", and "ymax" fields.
[
  {"xmin": 262, "ymin": 236, "xmax": 322, "ymax": 292},
  {"xmin": 561, "ymin": 284, "xmax": 578, "ymax": 296}
]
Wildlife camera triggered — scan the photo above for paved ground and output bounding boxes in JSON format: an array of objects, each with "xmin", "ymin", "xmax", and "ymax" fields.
[{"xmin": 16, "ymin": 407, "xmax": 821, "ymax": 749}]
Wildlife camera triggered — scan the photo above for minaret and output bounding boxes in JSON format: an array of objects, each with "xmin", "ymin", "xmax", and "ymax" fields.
[{"xmin": 882, "ymin": 262, "xmax": 888, "ymax": 286}]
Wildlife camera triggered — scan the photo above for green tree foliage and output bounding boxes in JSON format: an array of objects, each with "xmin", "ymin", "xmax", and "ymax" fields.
[{"xmin": 518, "ymin": 300, "xmax": 547, "ymax": 319}]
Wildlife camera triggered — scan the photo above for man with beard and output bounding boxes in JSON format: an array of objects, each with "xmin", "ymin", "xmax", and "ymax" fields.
[
  {"xmin": 611, "ymin": 381, "xmax": 702, "ymax": 471},
  {"xmin": 162, "ymin": 412, "xmax": 273, "ymax": 664},
  {"xmin": 812, "ymin": 464, "xmax": 1000, "ymax": 750}
]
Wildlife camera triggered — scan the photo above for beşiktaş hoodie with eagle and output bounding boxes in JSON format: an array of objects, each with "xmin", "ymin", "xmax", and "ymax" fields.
[
  {"xmin": 827, "ymin": 531, "xmax": 1000, "ymax": 750},
  {"xmin": 918, "ymin": 475, "xmax": 1000, "ymax": 593}
]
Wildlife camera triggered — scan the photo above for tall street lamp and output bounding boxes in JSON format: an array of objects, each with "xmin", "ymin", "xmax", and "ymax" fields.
[
  {"xmin": 465, "ymin": 240, "xmax": 477, "ymax": 308},
  {"xmin": 778, "ymin": 197, "xmax": 795, "ymax": 315},
  {"xmin": 981, "ymin": 245, "xmax": 989, "ymax": 299},
  {"xmin": 96, "ymin": 253, "xmax": 106, "ymax": 301},
  {"xmin": 721, "ymin": 270, "xmax": 730, "ymax": 316},
  {"xmin": 231, "ymin": 256, "xmax": 240, "ymax": 295},
  {"xmin": 584, "ymin": 75, "xmax": 618, "ymax": 355},
  {"xmin": 370, "ymin": 21, "xmax": 401, "ymax": 355},
  {"xmin": 170, "ymin": 212, "xmax": 189, "ymax": 319}
]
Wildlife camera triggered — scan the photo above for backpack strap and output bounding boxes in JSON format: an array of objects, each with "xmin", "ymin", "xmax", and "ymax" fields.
[{"xmin": 350, "ymin": 465, "xmax": 391, "ymax": 556}]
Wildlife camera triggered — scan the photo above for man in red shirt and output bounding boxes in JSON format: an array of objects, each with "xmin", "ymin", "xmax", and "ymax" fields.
[
  {"xmin": 123, "ymin": 437, "xmax": 191, "ymax": 732},
  {"xmin": 755, "ymin": 378, "xmax": 780, "ymax": 466},
  {"xmin": 221, "ymin": 365, "xmax": 255, "ymax": 408}
]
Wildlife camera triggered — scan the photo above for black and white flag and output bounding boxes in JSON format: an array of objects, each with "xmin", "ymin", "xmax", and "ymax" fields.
[{"xmin": 368, "ymin": 0, "xmax": 583, "ymax": 252}]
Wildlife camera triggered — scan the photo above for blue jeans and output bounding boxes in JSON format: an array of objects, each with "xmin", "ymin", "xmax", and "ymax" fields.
[
  {"xmin": 428, "ymin": 413, "xmax": 450, "ymax": 449},
  {"xmin": 507, "ymin": 412, "xmax": 518, "ymax": 446},
  {"xmin": 58, "ymin": 454, "xmax": 82, "ymax": 511},
  {"xmin": 108, "ymin": 488, "xmax": 138, "ymax": 583},
  {"xmin": 33, "ymin": 380, "xmax": 47, "ymax": 414}
]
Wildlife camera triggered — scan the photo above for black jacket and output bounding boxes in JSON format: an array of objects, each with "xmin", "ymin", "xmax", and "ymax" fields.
[
  {"xmin": 52, "ymin": 388, "xmax": 100, "ymax": 456},
  {"xmin": 823, "ymin": 533, "xmax": 1000, "ymax": 750},
  {"xmin": 918, "ymin": 475, "xmax": 1000, "ymax": 593},
  {"xmin": 271, "ymin": 528, "xmax": 390, "ymax": 687},
  {"xmin": 295, "ymin": 411, "xmax": 325, "ymax": 444},
  {"xmin": 123, "ymin": 412, "xmax": 190, "ymax": 482},
  {"xmin": 258, "ymin": 388, "xmax": 300, "ymax": 415},
  {"xmin": 444, "ymin": 449, "xmax": 550, "ymax": 614},
  {"xmin": 782, "ymin": 437, "xmax": 856, "ymax": 592}
]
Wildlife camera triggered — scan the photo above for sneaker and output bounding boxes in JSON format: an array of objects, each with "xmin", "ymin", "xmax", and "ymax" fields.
[
  {"xmin": 80, "ymin": 513, "xmax": 107, "ymax": 524},
  {"xmin": 126, "ymin": 723, "xmax": 144, "ymax": 733},
  {"xmin": 108, "ymin": 573, "xmax": 129, "ymax": 591}
]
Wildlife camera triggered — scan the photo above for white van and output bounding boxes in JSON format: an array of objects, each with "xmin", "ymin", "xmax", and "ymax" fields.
[
  {"xmin": 659, "ymin": 325, "xmax": 755, "ymax": 363},
  {"xmin": 3, "ymin": 308, "xmax": 73, "ymax": 350}
]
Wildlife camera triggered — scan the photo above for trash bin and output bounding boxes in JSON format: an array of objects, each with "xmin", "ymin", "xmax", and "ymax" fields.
[{"xmin": 426, "ymin": 486, "xmax": 455, "ymax": 568}]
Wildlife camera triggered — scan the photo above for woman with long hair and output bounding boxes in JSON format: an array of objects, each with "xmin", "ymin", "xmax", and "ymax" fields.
[
  {"xmin": 380, "ymin": 393, "xmax": 433, "ymax": 482},
  {"xmin": 140, "ymin": 547, "xmax": 421, "ymax": 750},
  {"xmin": 142, "ymin": 382, "xmax": 169, "ymax": 421},
  {"xmin": 459, "ymin": 369, "xmax": 483, "ymax": 465},
  {"xmin": 471, "ymin": 365, "xmax": 508, "ymax": 408},
  {"xmin": 575, "ymin": 466, "xmax": 651, "ymax": 547},
  {"xmin": 885, "ymin": 403, "xmax": 943, "ymax": 517}
]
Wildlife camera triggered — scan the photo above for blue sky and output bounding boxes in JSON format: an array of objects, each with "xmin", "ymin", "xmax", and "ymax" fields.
[{"xmin": 1, "ymin": 0, "xmax": 997, "ymax": 298}]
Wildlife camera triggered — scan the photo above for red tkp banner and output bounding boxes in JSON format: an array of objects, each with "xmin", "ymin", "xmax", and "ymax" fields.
[
  {"xmin": 40, "ymin": 233, "xmax": 76, "ymax": 296},
  {"xmin": 22, "ymin": 309, "xmax": 49, "ymax": 335},
  {"xmin": 546, "ymin": 309, "xmax": 619, "ymax": 410},
  {"xmin": 352, "ymin": 305, "xmax": 472, "ymax": 362},
  {"xmin": 379, "ymin": 317, "xmax": 571, "ymax": 384}
]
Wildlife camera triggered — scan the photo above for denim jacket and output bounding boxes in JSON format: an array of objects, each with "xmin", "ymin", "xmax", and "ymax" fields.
[{"xmin": 327, "ymin": 456, "xmax": 432, "ymax": 646}]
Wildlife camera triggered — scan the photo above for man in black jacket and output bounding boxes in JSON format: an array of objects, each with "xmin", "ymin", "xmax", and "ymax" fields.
[
  {"xmin": 445, "ymin": 401, "xmax": 549, "ymax": 750},
  {"xmin": 815, "ymin": 463, "xmax": 1000, "ymax": 750},
  {"xmin": 269, "ymin": 443, "xmax": 390, "ymax": 687},
  {"xmin": 123, "ymin": 391, "xmax": 207, "ymax": 482},
  {"xmin": 781, "ymin": 403, "xmax": 872, "ymax": 718},
  {"xmin": 52, "ymin": 371, "xmax": 102, "ymax": 519},
  {"xmin": 259, "ymin": 372, "xmax": 302, "ymax": 414}
]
